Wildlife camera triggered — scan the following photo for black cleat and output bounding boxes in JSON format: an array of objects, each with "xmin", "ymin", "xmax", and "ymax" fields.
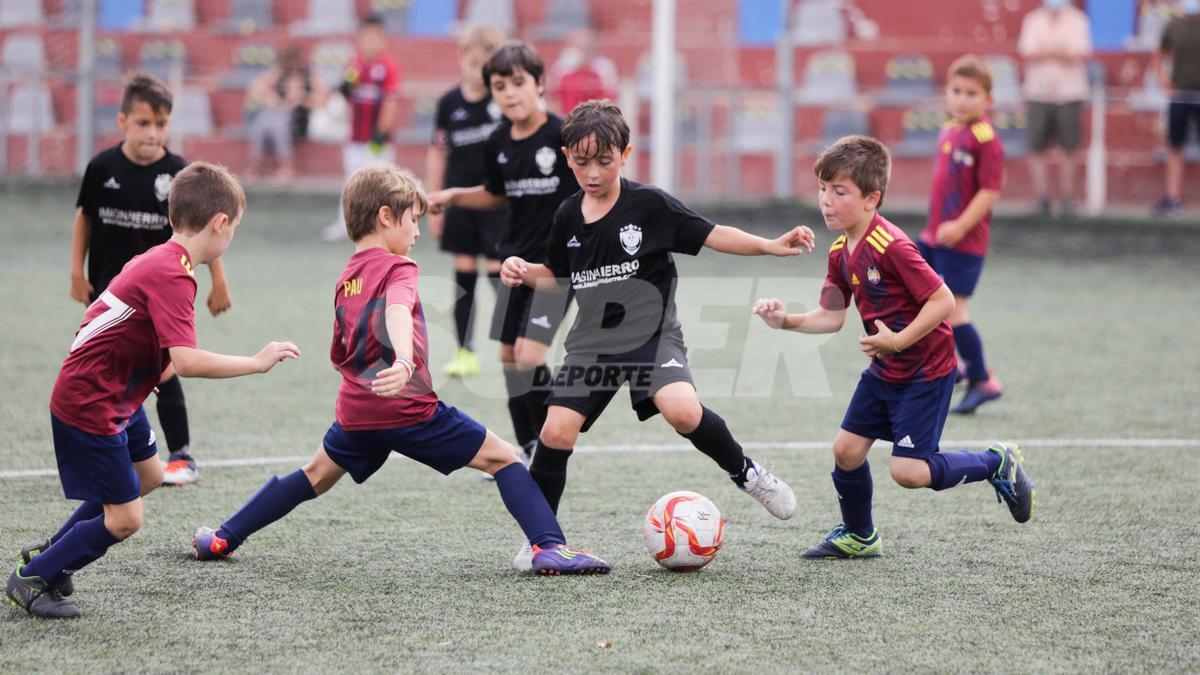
[
  {"xmin": 987, "ymin": 442, "xmax": 1035, "ymax": 523},
  {"xmin": 6, "ymin": 568, "xmax": 81, "ymax": 619},
  {"xmin": 18, "ymin": 540, "xmax": 74, "ymax": 597}
]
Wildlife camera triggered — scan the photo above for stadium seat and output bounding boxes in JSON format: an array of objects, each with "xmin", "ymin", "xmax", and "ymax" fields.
[
  {"xmin": 94, "ymin": 102, "xmax": 122, "ymax": 136},
  {"xmin": 635, "ymin": 50, "xmax": 688, "ymax": 99},
  {"xmin": 370, "ymin": 0, "xmax": 409, "ymax": 34},
  {"xmin": 462, "ymin": 0, "xmax": 514, "ymax": 36},
  {"xmin": 4, "ymin": 82, "xmax": 55, "ymax": 134},
  {"xmin": 892, "ymin": 106, "xmax": 946, "ymax": 158},
  {"xmin": 405, "ymin": 0, "xmax": 455, "ymax": 36},
  {"xmin": 175, "ymin": 86, "xmax": 213, "ymax": 136},
  {"xmin": 791, "ymin": 0, "xmax": 847, "ymax": 46},
  {"xmin": 144, "ymin": 0, "xmax": 195, "ymax": 32},
  {"xmin": 531, "ymin": 0, "xmax": 590, "ymax": 41},
  {"xmin": 793, "ymin": 51, "xmax": 857, "ymax": 107},
  {"xmin": 0, "ymin": 0, "xmax": 45, "ymax": 28},
  {"xmin": 291, "ymin": 0, "xmax": 357, "ymax": 37},
  {"xmin": 311, "ymin": 41, "xmax": 355, "ymax": 91},
  {"xmin": 991, "ymin": 109, "xmax": 1027, "ymax": 159},
  {"xmin": 732, "ymin": 96, "xmax": 782, "ymax": 153},
  {"xmin": 137, "ymin": 40, "xmax": 187, "ymax": 83},
  {"xmin": 874, "ymin": 54, "xmax": 936, "ymax": 107},
  {"xmin": 92, "ymin": 37, "xmax": 125, "ymax": 82},
  {"xmin": 809, "ymin": 107, "xmax": 869, "ymax": 154},
  {"xmin": 220, "ymin": 44, "xmax": 277, "ymax": 90},
  {"xmin": 50, "ymin": 0, "xmax": 83, "ymax": 28},
  {"xmin": 1, "ymin": 34, "xmax": 46, "ymax": 76},
  {"xmin": 217, "ymin": 0, "xmax": 274, "ymax": 35},
  {"xmin": 984, "ymin": 54, "xmax": 1021, "ymax": 108},
  {"xmin": 100, "ymin": 0, "xmax": 144, "ymax": 31}
]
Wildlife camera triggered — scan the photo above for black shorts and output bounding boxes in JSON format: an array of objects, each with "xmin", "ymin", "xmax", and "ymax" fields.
[
  {"xmin": 1026, "ymin": 100, "xmax": 1083, "ymax": 152},
  {"xmin": 1168, "ymin": 99, "xmax": 1200, "ymax": 149},
  {"xmin": 439, "ymin": 206, "xmax": 506, "ymax": 259},
  {"xmin": 546, "ymin": 335, "xmax": 694, "ymax": 433},
  {"xmin": 489, "ymin": 283, "xmax": 571, "ymax": 346}
]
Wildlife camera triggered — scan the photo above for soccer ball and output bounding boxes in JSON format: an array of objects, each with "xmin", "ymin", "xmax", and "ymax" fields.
[{"xmin": 643, "ymin": 491, "xmax": 726, "ymax": 571}]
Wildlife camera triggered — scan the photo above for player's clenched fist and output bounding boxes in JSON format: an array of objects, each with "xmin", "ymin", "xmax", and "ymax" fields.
[
  {"xmin": 254, "ymin": 341, "xmax": 301, "ymax": 373},
  {"xmin": 500, "ymin": 256, "xmax": 528, "ymax": 288},
  {"xmin": 753, "ymin": 298, "xmax": 788, "ymax": 329}
]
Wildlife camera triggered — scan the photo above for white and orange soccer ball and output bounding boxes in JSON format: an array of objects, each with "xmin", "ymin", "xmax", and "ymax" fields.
[{"xmin": 642, "ymin": 491, "xmax": 726, "ymax": 571}]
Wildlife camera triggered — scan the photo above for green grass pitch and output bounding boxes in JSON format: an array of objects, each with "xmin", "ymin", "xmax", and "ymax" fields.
[{"xmin": 1, "ymin": 186, "xmax": 1197, "ymax": 671}]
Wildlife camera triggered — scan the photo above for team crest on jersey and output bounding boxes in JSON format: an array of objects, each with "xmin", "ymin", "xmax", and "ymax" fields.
[
  {"xmin": 866, "ymin": 266, "xmax": 881, "ymax": 285},
  {"xmin": 487, "ymin": 101, "xmax": 502, "ymax": 120},
  {"xmin": 952, "ymin": 148, "xmax": 975, "ymax": 167},
  {"xmin": 535, "ymin": 146, "xmax": 557, "ymax": 175},
  {"xmin": 451, "ymin": 107, "xmax": 469, "ymax": 121},
  {"xmin": 154, "ymin": 173, "xmax": 172, "ymax": 201},
  {"xmin": 619, "ymin": 224, "xmax": 642, "ymax": 255}
]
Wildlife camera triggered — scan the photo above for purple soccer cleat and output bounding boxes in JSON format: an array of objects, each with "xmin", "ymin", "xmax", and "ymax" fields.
[
  {"xmin": 192, "ymin": 526, "xmax": 233, "ymax": 561},
  {"xmin": 531, "ymin": 544, "xmax": 611, "ymax": 576}
]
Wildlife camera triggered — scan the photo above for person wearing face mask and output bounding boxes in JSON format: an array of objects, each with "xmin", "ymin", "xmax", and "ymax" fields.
[
  {"xmin": 1017, "ymin": 0, "xmax": 1093, "ymax": 218},
  {"xmin": 1152, "ymin": 0, "xmax": 1200, "ymax": 217}
]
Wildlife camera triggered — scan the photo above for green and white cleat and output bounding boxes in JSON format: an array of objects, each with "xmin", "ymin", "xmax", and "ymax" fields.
[
  {"xmin": 987, "ymin": 442, "xmax": 1035, "ymax": 523},
  {"xmin": 802, "ymin": 525, "xmax": 882, "ymax": 559}
]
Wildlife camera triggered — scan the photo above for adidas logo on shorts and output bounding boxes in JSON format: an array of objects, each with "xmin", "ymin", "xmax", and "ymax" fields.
[
  {"xmin": 897, "ymin": 435, "xmax": 915, "ymax": 449},
  {"xmin": 660, "ymin": 358, "xmax": 684, "ymax": 369},
  {"xmin": 530, "ymin": 315, "xmax": 552, "ymax": 329}
]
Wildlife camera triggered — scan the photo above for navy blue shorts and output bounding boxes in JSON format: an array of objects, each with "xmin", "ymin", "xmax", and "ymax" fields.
[
  {"xmin": 321, "ymin": 402, "xmax": 486, "ymax": 483},
  {"xmin": 917, "ymin": 241, "xmax": 985, "ymax": 297},
  {"xmin": 52, "ymin": 406, "xmax": 159, "ymax": 505},
  {"xmin": 840, "ymin": 370, "xmax": 956, "ymax": 458}
]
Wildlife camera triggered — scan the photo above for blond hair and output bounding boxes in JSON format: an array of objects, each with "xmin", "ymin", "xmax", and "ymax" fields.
[
  {"xmin": 460, "ymin": 25, "xmax": 505, "ymax": 55},
  {"xmin": 342, "ymin": 164, "xmax": 428, "ymax": 242},
  {"xmin": 168, "ymin": 162, "xmax": 245, "ymax": 233}
]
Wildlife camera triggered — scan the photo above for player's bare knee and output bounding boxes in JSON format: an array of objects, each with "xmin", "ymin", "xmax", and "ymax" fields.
[
  {"xmin": 662, "ymin": 403, "xmax": 703, "ymax": 434},
  {"xmin": 832, "ymin": 441, "xmax": 865, "ymax": 470},
  {"xmin": 105, "ymin": 512, "xmax": 142, "ymax": 540},
  {"xmin": 889, "ymin": 461, "xmax": 928, "ymax": 489},
  {"xmin": 539, "ymin": 422, "xmax": 578, "ymax": 449}
]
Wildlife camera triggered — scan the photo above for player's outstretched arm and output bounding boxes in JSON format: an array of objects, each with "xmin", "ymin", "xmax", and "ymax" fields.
[
  {"xmin": 499, "ymin": 256, "xmax": 565, "ymax": 291},
  {"xmin": 372, "ymin": 304, "xmax": 416, "ymax": 398},
  {"xmin": 69, "ymin": 208, "xmax": 94, "ymax": 305},
  {"xmin": 753, "ymin": 298, "xmax": 846, "ymax": 334},
  {"xmin": 205, "ymin": 258, "xmax": 233, "ymax": 317},
  {"xmin": 858, "ymin": 284, "xmax": 954, "ymax": 358},
  {"xmin": 425, "ymin": 145, "xmax": 448, "ymax": 239},
  {"xmin": 704, "ymin": 225, "xmax": 815, "ymax": 256},
  {"xmin": 427, "ymin": 185, "xmax": 507, "ymax": 214},
  {"xmin": 169, "ymin": 342, "xmax": 300, "ymax": 379}
]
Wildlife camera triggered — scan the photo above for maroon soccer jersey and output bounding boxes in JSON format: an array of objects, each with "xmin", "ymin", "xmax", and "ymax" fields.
[
  {"xmin": 50, "ymin": 241, "xmax": 198, "ymax": 435},
  {"xmin": 820, "ymin": 214, "xmax": 956, "ymax": 384},
  {"xmin": 919, "ymin": 118, "xmax": 1004, "ymax": 257},
  {"xmin": 347, "ymin": 53, "xmax": 402, "ymax": 143},
  {"xmin": 331, "ymin": 248, "xmax": 437, "ymax": 430}
]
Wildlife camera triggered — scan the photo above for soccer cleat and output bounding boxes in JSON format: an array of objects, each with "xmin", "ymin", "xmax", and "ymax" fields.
[
  {"xmin": 192, "ymin": 527, "xmax": 233, "ymax": 561},
  {"xmin": 987, "ymin": 442, "xmax": 1035, "ymax": 523},
  {"xmin": 801, "ymin": 525, "xmax": 882, "ymax": 560},
  {"xmin": 950, "ymin": 377, "xmax": 1003, "ymax": 415},
  {"xmin": 443, "ymin": 348, "xmax": 481, "ymax": 378},
  {"xmin": 737, "ymin": 460, "xmax": 797, "ymax": 520},
  {"xmin": 512, "ymin": 541, "xmax": 533, "ymax": 572},
  {"xmin": 531, "ymin": 544, "xmax": 611, "ymax": 575},
  {"xmin": 162, "ymin": 454, "xmax": 200, "ymax": 486},
  {"xmin": 6, "ymin": 568, "xmax": 81, "ymax": 618},
  {"xmin": 1154, "ymin": 197, "xmax": 1182, "ymax": 218},
  {"xmin": 18, "ymin": 540, "xmax": 74, "ymax": 597}
]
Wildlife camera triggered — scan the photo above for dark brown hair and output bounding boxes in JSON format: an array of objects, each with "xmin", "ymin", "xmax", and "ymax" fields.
[
  {"xmin": 483, "ymin": 42, "xmax": 545, "ymax": 87},
  {"xmin": 948, "ymin": 54, "xmax": 993, "ymax": 94},
  {"xmin": 168, "ymin": 162, "xmax": 246, "ymax": 233},
  {"xmin": 561, "ymin": 99, "xmax": 630, "ymax": 157},
  {"xmin": 121, "ymin": 73, "xmax": 173, "ymax": 115},
  {"xmin": 342, "ymin": 165, "xmax": 428, "ymax": 242},
  {"xmin": 813, "ymin": 135, "xmax": 892, "ymax": 208}
]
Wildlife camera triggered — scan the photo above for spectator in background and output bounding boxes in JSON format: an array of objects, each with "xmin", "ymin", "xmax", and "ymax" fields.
[
  {"xmin": 246, "ymin": 47, "xmax": 326, "ymax": 182},
  {"xmin": 1152, "ymin": 0, "xmax": 1200, "ymax": 217},
  {"xmin": 547, "ymin": 28, "xmax": 617, "ymax": 115},
  {"xmin": 1018, "ymin": 0, "xmax": 1092, "ymax": 217}
]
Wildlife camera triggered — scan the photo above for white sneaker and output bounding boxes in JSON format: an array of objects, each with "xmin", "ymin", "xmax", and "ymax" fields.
[
  {"xmin": 512, "ymin": 541, "xmax": 533, "ymax": 572},
  {"xmin": 162, "ymin": 456, "xmax": 200, "ymax": 486},
  {"xmin": 320, "ymin": 222, "xmax": 345, "ymax": 243},
  {"xmin": 739, "ymin": 460, "xmax": 796, "ymax": 520}
]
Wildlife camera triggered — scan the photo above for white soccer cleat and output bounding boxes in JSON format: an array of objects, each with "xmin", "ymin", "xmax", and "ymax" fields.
[
  {"xmin": 512, "ymin": 541, "xmax": 533, "ymax": 572},
  {"xmin": 740, "ymin": 460, "xmax": 796, "ymax": 520},
  {"xmin": 162, "ymin": 456, "xmax": 200, "ymax": 486}
]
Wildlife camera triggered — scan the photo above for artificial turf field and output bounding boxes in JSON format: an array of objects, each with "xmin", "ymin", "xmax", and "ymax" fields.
[{"xmin": 1, "ymin": 185, "xmax": 1197, "ymax": 672}]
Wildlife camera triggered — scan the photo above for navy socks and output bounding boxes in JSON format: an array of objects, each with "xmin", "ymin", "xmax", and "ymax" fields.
[
  {"xmin": 493, "ymin": 463, "xmax": 566, "ymax": 548},
  {"xmin": 50, "ymin": 501, "xmax": 103, "ymax": 544},
  {"xmin": 23, "ymin": 514, "xmax": 120, "ymax": 585},
  {"xmin": 952, "ymin": 323, "xmax": 989, "ymax": 385},
  {"xmin": 832, "ymin": 461, "xmax": 874, "ymax": 537},
  {"xmin": 529, "ymin": 441, "xmax": 573, "ymax": 514},
  {"xmin": 926, "ymin": 450, "xmax": 1002, "ymax": 491},
  {"xmin": 218, "ymin": 470, "xmax": 317, "ymax": 551}
]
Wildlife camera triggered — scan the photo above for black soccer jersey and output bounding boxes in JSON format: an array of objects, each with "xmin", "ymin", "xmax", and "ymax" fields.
[
  {"xmin": 545, "ymin": 178, "xmax": 716, "ymax": 355},
  {"xmin": 433, "ymin": 86, "xmax": 504, "ymax": 189},
  {"xmin": 483, "ymin": 114, "xmax": 578, "ymax": 261},
  {"xmin": 76, "ymin": 144, "xmax": 188, "ymax": 293}
]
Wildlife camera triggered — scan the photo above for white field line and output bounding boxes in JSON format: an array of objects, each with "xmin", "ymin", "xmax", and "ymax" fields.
[{"xmin": 1, "ymin": 437, "xmax": 1198, "ymax": 479}]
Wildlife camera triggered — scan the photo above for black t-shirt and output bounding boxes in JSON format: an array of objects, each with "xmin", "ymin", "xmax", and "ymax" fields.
[
  {"xmin": 76, "ymin": 144, "xmax": 188, "ymax": 292},
  {"xmin": 546, "ymin": 178, "xmax": 716, "ymax": 355},
  {"xmin": 433, "ymin": 86, "xmax": 504, "ymax": 189},
  {"xmin": 483, "ymin": 114, "xmax": 578, "ymax": 261}
]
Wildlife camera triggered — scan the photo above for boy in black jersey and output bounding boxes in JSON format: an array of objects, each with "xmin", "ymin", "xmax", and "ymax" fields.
[
  {"xmin": 426, "ymin": 26, "xmax": 507, "ymax": 379},
  {"xmin": 70, "ymin": 73, "xmax": 232, "ymax": 486},
  {"xmin": 500, "ymin": 100, "xmax": 816, "ymax": 569},
  {"xmin": 429, "ymin": 42, "xmax": 577, "ymax": 463}
]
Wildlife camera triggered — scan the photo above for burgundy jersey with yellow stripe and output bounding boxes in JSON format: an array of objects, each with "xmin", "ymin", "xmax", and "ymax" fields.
[
  {"xmin": 820, "ymin": 214, "xmax": 957, "ymax": 384},
  {"xmin": 919, "ymin": 117, "xmax": 1004, "ymax": 257}
]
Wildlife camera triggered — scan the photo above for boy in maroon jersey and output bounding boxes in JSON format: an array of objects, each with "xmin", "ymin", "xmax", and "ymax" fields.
[
  {"xmin": 192, "ymin": 165, "xmax": 610, "ymax": 577},
  {"xmin": 753, "ymin": 136, "xmax": 1033, "ymax": 559},
  {"xmin": 7, "ymin": 163, "xmax": 300, "ymax": 618},
  {"xmin": 918, "ymin": 55, "xmax": 1005, "ymax": 414}
]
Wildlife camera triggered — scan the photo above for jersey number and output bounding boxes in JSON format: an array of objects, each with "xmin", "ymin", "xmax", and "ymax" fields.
[
  {"xmin": 71, "ymin": 290, "xmax": 134, "ymax": 352},
  {"xmin": 335, "ymin": 298, "xmax": 395, "ymax": 383}
]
